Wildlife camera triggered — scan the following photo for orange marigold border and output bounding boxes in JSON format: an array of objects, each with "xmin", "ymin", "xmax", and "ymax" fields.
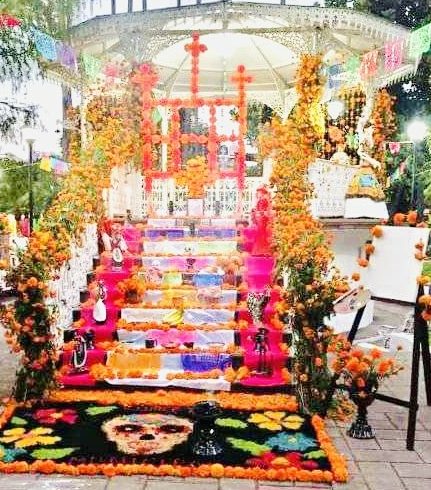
[{"xmin": 0, "ymin": 396, "xmax": 347, "ymax": 483}]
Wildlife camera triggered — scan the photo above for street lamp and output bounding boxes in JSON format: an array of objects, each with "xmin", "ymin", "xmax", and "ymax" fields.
[
  {"xmin": 22, "ymin": 126, "xmax": 38, "ymax": 234},
  {"xmin": 407, "ymin": 120, "xmax": 428, "ymax": 208}
]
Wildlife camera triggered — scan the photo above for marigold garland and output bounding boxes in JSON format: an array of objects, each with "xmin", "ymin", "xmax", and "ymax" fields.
[
  {"xmin": 260, "ymin": 54, "xmax": 348, "ymax": 413},
  {"xmin": 1, "ymin": 70, "xmax": 145, "ymax": 401}
]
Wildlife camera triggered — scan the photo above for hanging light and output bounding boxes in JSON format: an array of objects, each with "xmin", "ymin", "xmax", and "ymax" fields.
[{"xmin": 327, "ymin": 99, "xmax": 344, "ymax": 120}]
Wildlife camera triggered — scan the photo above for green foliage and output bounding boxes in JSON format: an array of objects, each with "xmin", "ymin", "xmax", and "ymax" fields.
[
  {"xmin": 0, "ymin": 159, "xmax": 61, "ymax": 218},
  {"xmin": 324, "ymin": 0, "xmax": 348, "ymax": 7},
  {"xmin": 30, "ymin": 447, "xmax": 77, "ymax": 460}
]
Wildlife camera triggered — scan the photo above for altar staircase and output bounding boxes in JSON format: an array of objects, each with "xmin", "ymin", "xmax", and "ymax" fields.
[{"xmin": 59, "ymin": 218, "xmax": 291, "ymax": 392}]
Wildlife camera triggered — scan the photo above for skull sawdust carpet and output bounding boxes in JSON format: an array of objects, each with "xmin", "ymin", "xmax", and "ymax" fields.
[{"xmin": 0, "ymin": 399, "xmax": 347, "ymax": 483}]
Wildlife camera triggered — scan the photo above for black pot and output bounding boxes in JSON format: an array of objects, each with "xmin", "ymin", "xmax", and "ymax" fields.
[
  {"xmin": 347, "ymin": 385, "xmax": 378, "ymax": 439},
  {"xmin": 190, "ymin": 401, "xmax": 223, "ymax": 459}
]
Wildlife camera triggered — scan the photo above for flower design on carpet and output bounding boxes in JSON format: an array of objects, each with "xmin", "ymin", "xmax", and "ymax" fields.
[
  {"xmin": 0, "ymin": 444, "xmax": 26, "ymax": 462},
  {"xmin": 0, "ymin": 427, "xmax": 61, "ymax": 449},
  {"xmin": 33, "ymin": 408, "xmax": 78, "ymax": 425},
  {"xmin": 265, "ymin": 432, "xmax": 317, "ymax": 452},
  {"xmin": 248, "ymin": 412, "xmax": 304, "ymax": 431}
]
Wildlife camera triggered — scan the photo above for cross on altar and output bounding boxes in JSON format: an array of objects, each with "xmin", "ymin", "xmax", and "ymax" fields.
[
  {"xmin": 133, "ymin": 33, "xmax": 253, "ymax": 213},
  {"xmin": 231, "ymin": 65, "xmax": 253, "ymax": 92},
  {"xmin": 185, "ymin": 32, "xmax": 207, "ymax": 97},
  {"xmin": 131, "ymin": 63, "xmax": 159, "ymax": 92}
]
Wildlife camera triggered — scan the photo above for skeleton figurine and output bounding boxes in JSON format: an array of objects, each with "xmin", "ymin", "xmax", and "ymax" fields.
[
  {"xmin": 93, "ymin": 280, "xmax": 107, "ymax": 324},
  {"xmin": 253, "ymin": 326, "xmax": 271, "ymax": 375},
  {"xmin": 71, "ymin": 334, "xmax": 88, "ymax": 374},
  {"xmin": 111, "ymin": 223, "xmax": 128, "ymax": 270},
  {"xmin": 247, "ymin": 288, "xmax": 272, "ymax": 375}
]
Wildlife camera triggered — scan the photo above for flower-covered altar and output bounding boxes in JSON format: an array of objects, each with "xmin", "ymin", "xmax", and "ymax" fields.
[{"xmin": 2, "ymin": 2, "xmax": 425, "ymax": 479}]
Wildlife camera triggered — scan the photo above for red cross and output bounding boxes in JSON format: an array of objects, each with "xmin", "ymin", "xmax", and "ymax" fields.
[
  {"xmin": 131, "ymin": 63, "xmax": 159, "ymax": 92},
  {"xmin": 185, "ymin": 32, "xmax": 207, "ymax": 58}
]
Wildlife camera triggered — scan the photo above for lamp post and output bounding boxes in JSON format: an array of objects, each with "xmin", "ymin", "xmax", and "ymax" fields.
[
  {"xmin": 407, "ymin": 120, "xmax": 428, "ymax": 209},
  {"xmin": 22, "ymin": 127, "xmax": 38, "ymax": 234}
]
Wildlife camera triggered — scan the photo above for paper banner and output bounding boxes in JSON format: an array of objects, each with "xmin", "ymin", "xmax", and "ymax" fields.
[
  {"xmin": 39, "ymin": 156, "xmax": 52, "ymax": 172},
  {"xmin": 0, "ymin": 14, "xmax": 21, "ymax": 27},
  {"xmin": 359, "ymin": 49, "xmax": 379, "ymax": 80},
  {"xmin": 328, "ymin": 64, "xmax": 343, "ymax": 89},
  {"xmin": 32, "ymin": 29, "xmax": 57, "ymax": 61},
  {"xmin": 57, "ymin": 42, "xmax": 77, "ymax": 71},
  {"xmin": 81, "ymin": 53, "xmax": 102, "ymax": 80},
  {"xmin": 53, "ymin": 159, "xmax": 69, "ymax": 175},
  {"xmin": 385, "ymin": 39, "xmax": 403, "ymax": 72},
  {"xmin": 388, "ymin": 142, "xmax": 401, "ymax": 155},
  {"xmin": 409, "ymin": 23, "xmax": 431, "ymax": 58}
]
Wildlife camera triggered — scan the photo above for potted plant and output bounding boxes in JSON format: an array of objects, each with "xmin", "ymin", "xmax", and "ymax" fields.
[
  {"xmin": 333, "ymin": 346, "xmax": 402, "ymax": 439},
  {"xmin": 117, "ymin": 275, "xmax": 146, "ymax": 304}
]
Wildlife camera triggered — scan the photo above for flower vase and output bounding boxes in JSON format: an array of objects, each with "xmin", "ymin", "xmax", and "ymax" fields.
[
  {"xmin": 348, "ymin": 386, "xmax": 377, "ymax": 439},
  {"xmin": 188, "ymin": 198, "xmax": 204, "ymax": 217}
]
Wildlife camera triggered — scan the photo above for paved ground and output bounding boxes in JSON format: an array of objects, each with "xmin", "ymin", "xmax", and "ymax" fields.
[{"xmin": 0, "ymin": 301, "xmax": 430, "ymax": 489}]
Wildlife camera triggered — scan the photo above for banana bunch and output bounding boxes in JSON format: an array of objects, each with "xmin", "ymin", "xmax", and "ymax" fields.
[{"xmin": 162, "ymin": 309, "xmax": 184, "ymax": 325}]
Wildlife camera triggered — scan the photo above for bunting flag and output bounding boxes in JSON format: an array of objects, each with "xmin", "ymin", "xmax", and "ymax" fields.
[
  {"xmin": 32, "ymin": 29, "xmax": 57, "ymax": 61},
  {"xmin": 39, "ymin": 156, "xmax": 69, "ymax": 175},
  {"xmin": 385, "ymin": 39, "xmax": 403, "ymax": 72},
  {"xmin": 81, "ymin": 53, "xmax": 102, "ymax": 80},
  {"xmin": 57, "ymin": 42, "xmax": 77, "ymax": 71},
  {"xmin": 409, "ymin": 23, "xmax": 431, "ymax": 58},
  {"xmin": 328, "ymin": 64, "xmax": 343, "ymax": 89},
  {"xmin": 0, "ymin": 14, "xmax": 21, "ymax": 27},
  {"xmin": 359, "ymin": 49, "xmax": 379, "ymax": 80},
  {"xmin": 343, "ymin": 55, "xmax": 360, "ymax": 82}
]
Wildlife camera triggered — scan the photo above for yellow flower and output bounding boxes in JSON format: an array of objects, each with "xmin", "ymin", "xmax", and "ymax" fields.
[
  {"xmin": 248, "ymin": 412, "xmax": 304, "ymax": 431},
  {"xmin": 0, "ymin": 427, "xmax": 60, "ymax": 448}
]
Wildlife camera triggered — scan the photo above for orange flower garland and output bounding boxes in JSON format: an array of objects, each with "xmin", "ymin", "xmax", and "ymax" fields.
[{"xmin": 261, "ymin": 54, "xmax": 347, "ymax": 413}]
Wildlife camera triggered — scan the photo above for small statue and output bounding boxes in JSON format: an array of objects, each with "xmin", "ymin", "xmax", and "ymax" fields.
[
  {"xmin": 251, "ymin": 185, "xmax": 273, "ymax": 256},
  {"xmin": 111, "ymin": 223, "xmax": 128, "ymax": 269},
  {"xmin": 93, "ymin": 280, "xmax": 107, "ymax": 324},
  {"xmin": 253, "ymin": 326, "xmax": 272, "ymax": 375},
  {"xmin": 71, "ymin": 334, "xmax": 88, "ymax": 374},
  {"xmin": 330, "ymin": 143, "xmax": 350, "ymax": 166}
]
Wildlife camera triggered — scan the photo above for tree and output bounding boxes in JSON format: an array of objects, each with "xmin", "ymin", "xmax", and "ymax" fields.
[
  {"xmin": 0, "ymin": 159, "xmax": 61, "ymax": 218},
  {"xmin": 0, "ymin": 1, "xmax": 80, "ymax": 138},
  {"xmin": 324, "ymin": 1, "xmax": 348, "ymax": 7}
]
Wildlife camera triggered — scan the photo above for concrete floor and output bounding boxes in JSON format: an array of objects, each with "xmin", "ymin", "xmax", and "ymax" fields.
[{"xmin": 0, "ymin": 301, "xmax": 430, "ymax": 490}]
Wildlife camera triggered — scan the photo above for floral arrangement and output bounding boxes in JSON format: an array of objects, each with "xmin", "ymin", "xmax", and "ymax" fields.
[
  {"xmin": 115, "ymin": 318, "xmax": 248, "ymax": 332},
  {"xmin": 0, "ymin": 395, "xmax": 345, "ymax": 482},
  {"xmin": 260, "ymin": 54, "xmax": 348, "ymax": 413},
  {"xmin": 370, "ymin": 89, "xmax": 397, "ymax": 182},
  {"xmin": 331, "ymin": 343, "xmax": 402, "ymax": 394},
  {"xmin": 117, "ymin": 276, "xmax": 146, "ymax": 303},
  {"xmin": 1, "ymin": 73, "xmax": 144, "ymax": 401},
  {"xmin": 0, "ymin": 213, "xmax": 10, "ymax": 233},
  {"xmin": 175, "ymin": 156, "xmax": 216, "ymax": 199}
]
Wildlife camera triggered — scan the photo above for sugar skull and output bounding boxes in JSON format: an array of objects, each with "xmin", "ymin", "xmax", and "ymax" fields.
[{"xmin": 102, "ymin": 413, "xmax": 193, "ymax": 455}]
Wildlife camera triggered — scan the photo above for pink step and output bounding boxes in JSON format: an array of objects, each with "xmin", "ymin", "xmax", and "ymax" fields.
[
  {"xmin": 77, "ymin": 323, "xmax": 116, "ymax": 342},
  {"xmin": 60, "ymin": 373, "xmax": 97, "ymax": 387},
  {"xmin": 61, "ymin": 348, "xmax": 106, "ymax": 367},
  {"xmin": 239, "ymin": 370, "xmax": 286, "ymax": 388}
]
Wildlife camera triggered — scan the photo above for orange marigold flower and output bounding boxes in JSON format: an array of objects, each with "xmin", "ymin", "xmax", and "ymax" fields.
[
  {"xmin": 407, "ymin": 210, "xmax": 418, "ymax": 225},
  {"xmin": 357, "ymin": 258, "xmax": 369, "ymax": 268},
  {"xmin": 351, "ymin": 272, "xmax": 360, "ymax": 281},
  {"xmin": 371, "ymin": 225, "xmax": 383, "ymax": 238},
  {"xmin": 393, "ymin": 213, "xmax": 406, "ymax": 226}
]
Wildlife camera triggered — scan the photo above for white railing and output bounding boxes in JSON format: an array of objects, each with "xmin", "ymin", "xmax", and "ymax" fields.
[
  {"xmin": 47, "ymin": 223, "xmax": 98, "ymax": 345},
  {"xmin": 308, "ymin": 158, "xmax": 357, "ymax": 218}
]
